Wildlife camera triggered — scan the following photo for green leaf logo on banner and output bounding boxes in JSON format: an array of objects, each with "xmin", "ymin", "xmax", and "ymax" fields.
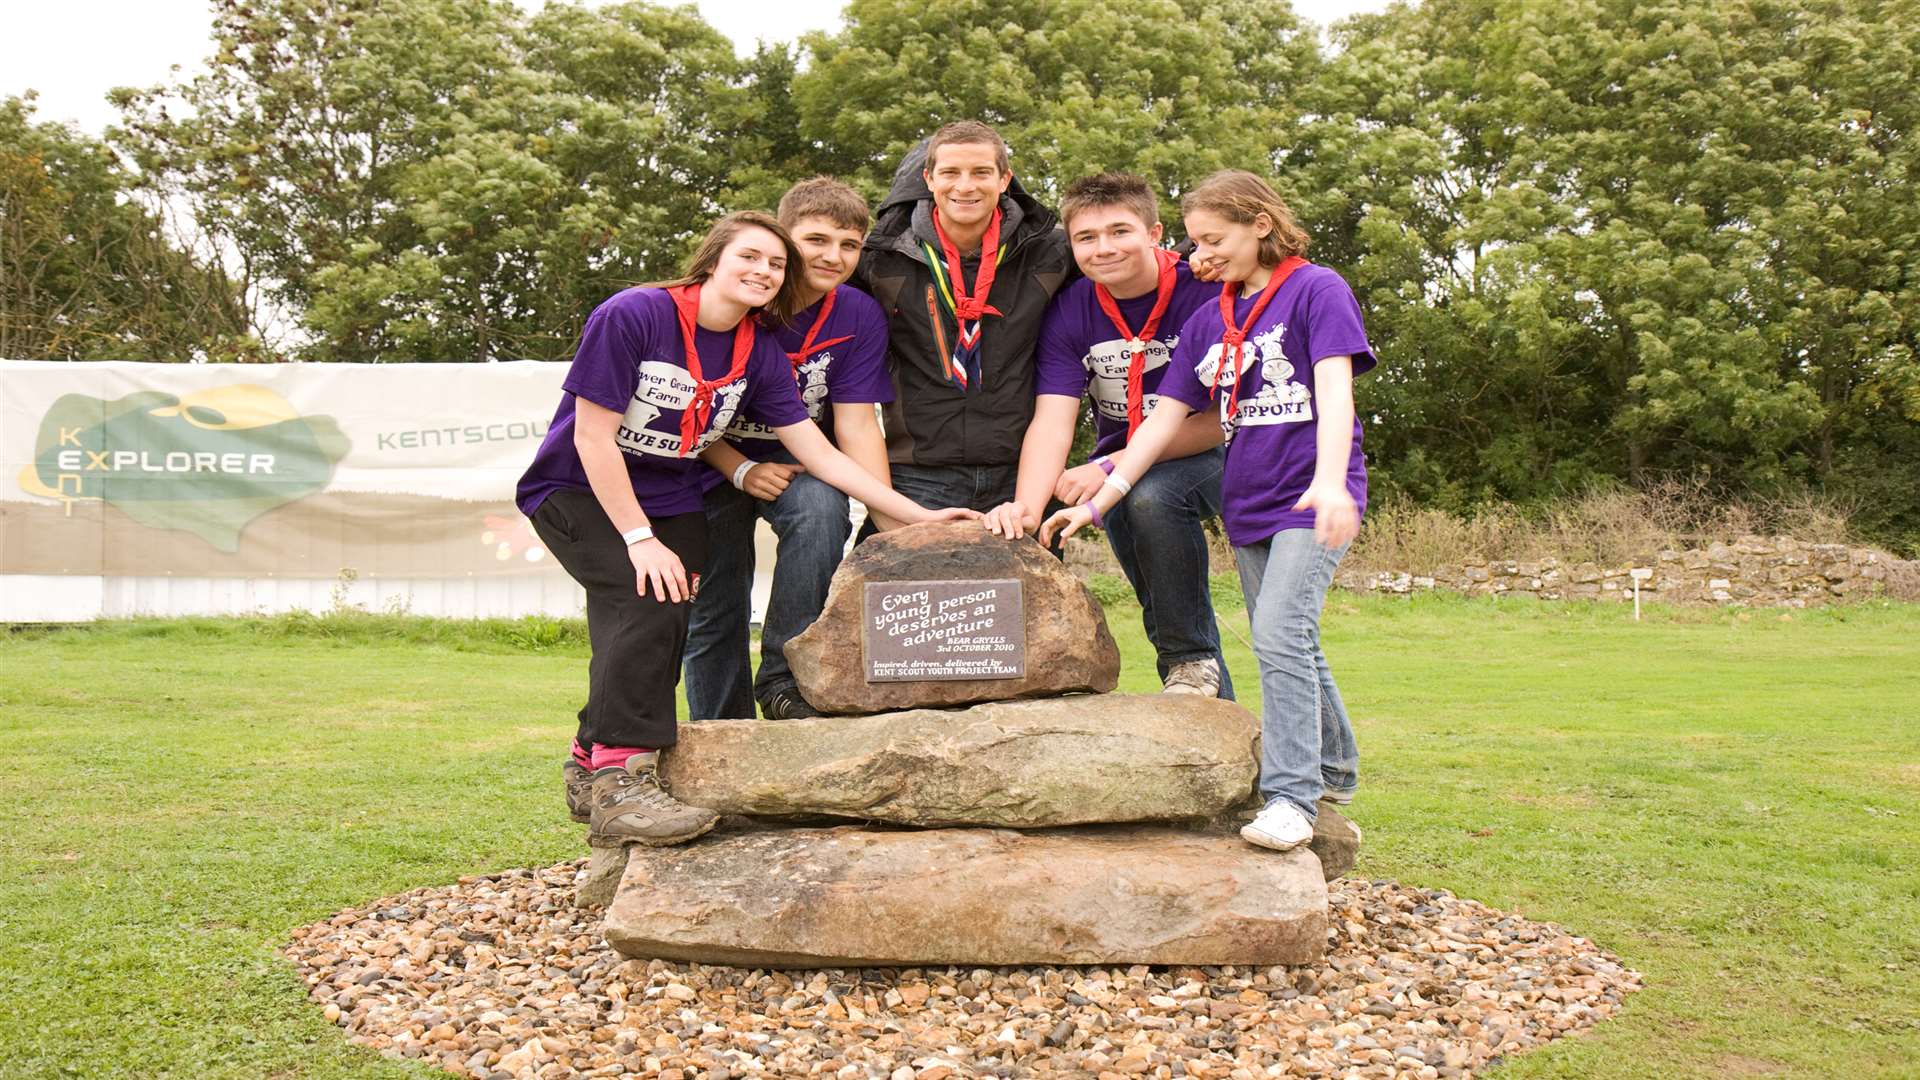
[{"xmin": 19, "ymin": 384, "xmax": 351, "ymax": 552}]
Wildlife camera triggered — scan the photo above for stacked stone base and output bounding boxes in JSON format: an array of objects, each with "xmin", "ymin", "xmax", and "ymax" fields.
[
  {"xmin": 598, "ymin": 525, "xmax": 1348, "ymax": 968},
  {"xmin": 593, "ymin": 694, "xmax": 1350, "ymax": 968}
]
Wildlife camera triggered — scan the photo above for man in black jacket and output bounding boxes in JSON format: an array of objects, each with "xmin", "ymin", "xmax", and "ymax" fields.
[{"xmin": 854, "ymin": 121, "xmax": 1076, "ymax": 519}]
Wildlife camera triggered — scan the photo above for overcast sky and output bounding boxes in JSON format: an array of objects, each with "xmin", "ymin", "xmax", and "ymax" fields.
[{"xmin": 9, "ymin": 0, "xmax": 1393, "ymax": 135}]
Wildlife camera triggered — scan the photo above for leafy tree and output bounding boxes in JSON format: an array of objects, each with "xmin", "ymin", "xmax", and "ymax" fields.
[
  {"xmin": 719, "ymin": 42, "xmax": 823, "ymax": 212},
  {"xmin": 0, "ymin": 95, "xmax": 253, "ymax": 361},
  {"xmin": 50, "ymin": 0, "xmax": 1915, "ymax": 548},
  {"xmin": 1296, "ymin": 0, "xmax": 1918, "ymax": 548},
  {"xmin": 1282, "ymin": 2, "xmax": 1628, "ymax": 510},
  {"xmin": 113, "ymin": 0, "xmax": 748, "ymax": 360},
  {"xmin": 791, "ymin": 0, "xmax": 1322, "ymax": 219}
]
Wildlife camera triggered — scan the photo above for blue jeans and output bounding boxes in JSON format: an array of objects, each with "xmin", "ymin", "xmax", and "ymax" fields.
[
  {"xmin": 1235, "ymin": 528, "xmax": 1358, "ymax": 820},
  {"xmin": 1104, "ymin": 449, "xmax": 1234, "ymax": 700},
  {"xmin": 857, "ymin": 463, "xmax": 1063, "ymax": 555},
  {"xmin": 884, "ymin": 463, "xmax": 1018, "ymax": 515},
  {"xmin": 683, "ymin": 465, "xmax": 852, "ymax": 719}
]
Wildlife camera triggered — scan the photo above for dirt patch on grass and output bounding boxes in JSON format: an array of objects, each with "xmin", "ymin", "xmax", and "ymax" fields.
[
  {"xmin": 1714, "ymin": 1052, "xmax": 1788, "ymax": 1075},
  {"xmin": 1877, "ymin": 763, "xmax": 1920, "ymax": 792}
]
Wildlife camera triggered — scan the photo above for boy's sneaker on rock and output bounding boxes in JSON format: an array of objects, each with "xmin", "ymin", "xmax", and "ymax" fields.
[
  {"xmin": 562, "ymin": 759, "xmax": 594, "ymax": 823},
  {"xmin": 587, "ymin": 751, "xmax": 718, "ymax": 848},
  {"xmin": 1320, "ymin": 787, "xmax": 1356, "ymax": 805},
  {"xmin": 1162, "ymin": 658, "xmax": 1221, "ymax": 696},
  {"xmin": 1241, "ymin": 800, "xmax": 1314, "ymax": 851},
  {"xmin": 760, "ymin": 686, "xmax": 822, "ymax": 720}
]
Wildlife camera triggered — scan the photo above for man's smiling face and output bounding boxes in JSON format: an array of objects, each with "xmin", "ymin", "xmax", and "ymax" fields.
[{"xmin": 925, "ymin": 141, "xmax": 1011, "ymax": 237}]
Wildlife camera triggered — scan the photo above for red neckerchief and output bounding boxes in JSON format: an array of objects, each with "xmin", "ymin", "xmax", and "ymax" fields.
[
  {"xmin": 786, "ymin": 288, "xmax": 854, "ymax": 380},
  {"xmin": 1212, "ymin": 256, "xmax": 1308, "ymax": 420},
  {"xmin": 931, "ymin": 206, "xmax": 1003, "ymax": 348},
  {"xmin": 668, "ymin": 283, "xmax": 755, "ymax": 458},
  {"xmin": 1093, "ymin": 248, "xmax": 1181, "ymax": 438}
]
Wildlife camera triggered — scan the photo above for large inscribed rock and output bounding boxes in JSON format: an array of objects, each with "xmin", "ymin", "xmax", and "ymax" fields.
[
  {"xmin": 604, "ymin": 826, "xmax": 1327, "ymax": 967},
  {"xmin": 661, "ymin": 694, "xmax": 1258, "ymax": 827},
  {"xmin": 786, "ymin": 522, "xmax": 1119, "ymax": 712}
]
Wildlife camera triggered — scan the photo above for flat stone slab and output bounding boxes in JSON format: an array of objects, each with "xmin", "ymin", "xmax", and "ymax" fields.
[
  {"xmin": 662, "ymin": 694, "xmax": 1258, "ymax": 827},
  {"xmin": 1308, "ymin": 805, "xmax": 1363, "ymax": 880},
  {"xmin": 787, "ymin": 521, "xmax": 1119, "ymax": 712},
  {"xmin": 604, "ymin": 825, "xmax": 1327, "ymax": 968}
]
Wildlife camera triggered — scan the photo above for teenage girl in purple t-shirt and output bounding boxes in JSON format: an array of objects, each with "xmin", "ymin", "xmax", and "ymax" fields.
[
  {"xmin": 516, "ymin": 211, "xmax": 975, "ymax": 851},
  {"xmin": 1042, "ymin": 171, "xmax": 1376, "ymax": 853}
]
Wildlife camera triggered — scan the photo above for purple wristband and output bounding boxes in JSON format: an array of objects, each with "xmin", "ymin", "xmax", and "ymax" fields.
[
  {"xmin": 1095, "ymin": 456, "xmax": 1115, "ymax": 475},
  {"xmin": 1084, "ymin": 500, "xmax": 1104, "ymax": 529}
]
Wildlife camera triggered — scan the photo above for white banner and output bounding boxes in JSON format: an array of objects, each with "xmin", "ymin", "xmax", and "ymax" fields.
[{"xmin": 1, "ymin": 359, "xmax": 571, "ymax": 579}]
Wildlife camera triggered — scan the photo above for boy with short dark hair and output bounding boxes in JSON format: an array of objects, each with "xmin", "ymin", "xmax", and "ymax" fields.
[
  {"xmin": 684, "ymin": 177, "xmax": 895, "ymax": 720},
  {"xmin": 983, "ymin": 172, "xmax": 1234, "ymax": 697}
]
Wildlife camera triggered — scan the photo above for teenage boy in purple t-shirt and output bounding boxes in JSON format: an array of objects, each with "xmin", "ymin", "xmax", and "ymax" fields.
[
  {"xmin": 1042, "ymin": 171, "xmax": 1376, "ymax": 855},
  {"xmin": 982, "ymin": 173, "xmax": 1234, "ymax": 698},
  {"xmin": 684, "ymin": 179, "xmax": 896, "ymax": 721}
]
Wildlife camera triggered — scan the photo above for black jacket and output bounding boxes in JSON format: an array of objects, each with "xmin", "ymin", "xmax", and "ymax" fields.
[{"xmin": 855, "ymin": 142, "xmax": 1075, "ymax": 468}]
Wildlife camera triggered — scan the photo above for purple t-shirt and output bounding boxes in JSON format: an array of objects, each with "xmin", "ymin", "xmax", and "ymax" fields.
[
  {"xmin": 705, "ymin": 284, "xmax": 893, "ymax": 488},
  {"xmin": 1034, "ymin": 259, "xmax": 1217, "ymax": 460},
  {"xmin": 515, "ymin": 287, "xmax": 809, "ymax": 519},
  {"xmin": 1157, "ymin": 263, "xmax": 1377, "ymax": 546}
]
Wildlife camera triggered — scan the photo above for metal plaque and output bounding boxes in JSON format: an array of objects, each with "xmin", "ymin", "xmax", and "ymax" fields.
[{"xmin": 863, "ymin": 578, "xmax": 1026, "ymax": 682}]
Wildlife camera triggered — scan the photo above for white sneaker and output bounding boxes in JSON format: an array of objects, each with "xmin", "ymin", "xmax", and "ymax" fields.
[{"xmin": 1240, "ymin": 801, "xmax": 1314, "ymax": 851}]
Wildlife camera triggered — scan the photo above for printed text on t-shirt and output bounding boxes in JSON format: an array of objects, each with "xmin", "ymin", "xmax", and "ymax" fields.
[
  {"xmin": 616, "ymin": 360, "xmax": 746, "ymax": 457},
  {"xmin": 1192, "ymin": 322, "xmax": 1312, "ymax": 441}
]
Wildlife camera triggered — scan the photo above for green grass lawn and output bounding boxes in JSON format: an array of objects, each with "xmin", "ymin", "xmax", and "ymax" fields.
[{"xmin": 3, "ymin": 593, "xmax": 1917, "ymax": 1079}]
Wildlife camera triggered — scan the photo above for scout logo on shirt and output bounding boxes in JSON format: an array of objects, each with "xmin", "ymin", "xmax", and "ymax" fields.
[
  {"xmin": 617, "ymin": 361, "xmax": 748, "ymax": 457},
  {"xmin": 727, "ymin": 351, "xmax": 834, "ymax": 442},
  {"xmin": 797, "ymin": 354, "xmax": 833, "ymax": 417},
  {"xmin": 1194, "ymin": 323, "xmax": 1312, "ymax": 442},
  {"xmin": 19, "ymin": 384, "xmax": 350, "ymax": 551},
  {"xmin": 1087, "ymin": 335, "xmax": 1178, "ymax": 423}
]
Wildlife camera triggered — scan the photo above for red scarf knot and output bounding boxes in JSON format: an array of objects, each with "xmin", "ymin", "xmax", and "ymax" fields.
[
  {"xmin": 1210, "ymin": 256, "xmax": 1308, "ymax": 423},
  {"xmin": 1094, "ymin": 248, "xmax": 1181, "ymax": 439},
  {"xmin": 668, "ymin": 283, "xmax": 756, "ymax": 458},
  {"xmin": 932, "ymin": 207, "xmax": 1005, "ymax": 326}
]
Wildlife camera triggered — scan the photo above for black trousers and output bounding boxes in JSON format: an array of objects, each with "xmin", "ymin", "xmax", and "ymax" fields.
[{"xmin": 531, "ymin": 488, "xmax": 709, "ymax": 751}]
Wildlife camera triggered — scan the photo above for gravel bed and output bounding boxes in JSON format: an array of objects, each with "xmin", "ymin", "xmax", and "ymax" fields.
[{"xmin": 287, "ymin": 860, "xmax": 1639, "ymax": 1079}]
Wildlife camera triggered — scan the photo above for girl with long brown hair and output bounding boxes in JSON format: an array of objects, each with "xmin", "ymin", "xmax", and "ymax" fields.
[{"xmin": 517, "ymin": 211, "xmax": 974, "ymax": 849}]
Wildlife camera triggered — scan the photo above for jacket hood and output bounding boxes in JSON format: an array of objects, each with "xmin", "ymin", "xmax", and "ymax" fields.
[{"xmin": 870, "ymin": 138, "xmax": 1057, "ymax": 252}]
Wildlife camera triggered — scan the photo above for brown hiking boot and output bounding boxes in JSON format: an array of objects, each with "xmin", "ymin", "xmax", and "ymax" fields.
[
  {"xmin": 1163, "ymin": 657, "xmax": 1222, "ymax": 696},
  {"xmin": 586, "ymin": 751, "xmax": 718, "ymax": 848},
  {"xmin": 562, "ymin": 759, "xmax": 594, "ymax": 823}
]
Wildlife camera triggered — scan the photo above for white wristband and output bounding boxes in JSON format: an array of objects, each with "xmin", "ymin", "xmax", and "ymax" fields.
[
  {"xmin": 1102, "ymin": 474, "xmax": 1133, "ymax": 497},
  {"xmin": 621, "ymin": 525, "xmax": 655, "ymax": 546},
  {"xmin": 730, "ymin": 460, "xmax": 755, "ymax": 491}
]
